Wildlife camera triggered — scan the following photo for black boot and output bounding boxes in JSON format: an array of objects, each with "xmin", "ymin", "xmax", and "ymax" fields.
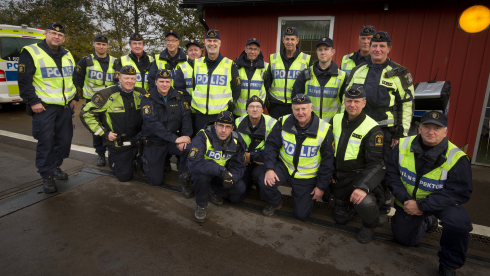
[
  {"xmin": 357, "ymin": 226, "xmax": 376, "ymax": 244},
  {"xmin": 439, "ymin": 264, "xmax": 456, "ymax": 276},
  {"xmin": 43, "ymin": 176, "xmax": 57, "ymax": 194},
  {"xmin": 97, "ymin": 154, "xmax": 106, "ymax": 166},
  {"xmin": 178, "ymin": 169, "xmax": 194, "ymax": 198},
  {"xmin": 54, "ymin": 167, "xmax": 68, "ymax": 180}
]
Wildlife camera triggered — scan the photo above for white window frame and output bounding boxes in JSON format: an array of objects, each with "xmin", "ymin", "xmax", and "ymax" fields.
[
  {"xmin": 276, "ymin": 16, "xmax": 335, "ymax": 53},
  {"xmin": 472, "ymin": 72, "xmax": 490, "ymax": 166}
]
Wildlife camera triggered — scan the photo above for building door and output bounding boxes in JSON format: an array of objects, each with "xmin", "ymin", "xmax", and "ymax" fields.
[
  {"xmin": 276, "ymin": 16, "xmax": 335, "ymax": 62},
  {"xmin": 472, "ymin": 72, "xmax": 490, "ymax": 166}
]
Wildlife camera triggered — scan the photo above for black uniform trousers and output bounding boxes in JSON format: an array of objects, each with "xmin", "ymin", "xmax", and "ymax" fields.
[
  {"xmin": 195, "ymin": 113, "xmax": 217, "ymax": 131},
  {"xmin": 84, "ymin": 100, "xmax": 106, "ymax": 155},
  {"xmin": 379, "ymin": 126, "xmax": 394, "ymax": 214},
  {"xmin": 32, "ymin": 105, "xmax": 73, "ymax": 178},
  {"xmin": 108, "ymin": 145, "xmax": 137, "ymax": 182},
  {"xmin": 242, "ymin": 163, "xmax": 264, "ymax": 191},
  {"xmin": 391, "ymin": 204, "xmax": 473, "ymax": 270},
  {"xmin": 267, "ymin": 103, "xmax": 292, "ymax": 120},
  {"xmin": 141, "ymin": 143, "xmax": 187, "ymax": 186},
  {"xmin": 191, "ymin": 173, "xmax": 247, "ymax": 207},
  {"xmin": 259, "ymin": 161, "xmax": 317, "ymax": 221}
]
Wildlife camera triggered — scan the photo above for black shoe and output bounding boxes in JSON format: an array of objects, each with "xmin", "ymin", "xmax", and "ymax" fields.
[
  {"xmin": 54, "ymin": 167, "xmax": 68, "ymax": 180},
  {"xmin": 427, "ymin": 215, "xmax": 439, "ymax": 233},
  {"xmin": 178, "ymin": 169, "xmax": 194, "ymax": 198},
  {"xmin": 42, "ymin": 176, "xmax": 57, "ymax": 194},
  {"xmin": 378, "ymin": 213, "xmax": 387, "ymax": 227},
  {"xmin": 262, "ymin": 202, "xmax": 283, "ymax": 216},
  {"xmin": 195, "ymin": 205, "xmax": 208, "ymax": 223},
  {"xmin": 96, "ymin": 154, "xmax": 106, "ymax": 166},
  {"xmin": 164, "ymin": 160, "xmax": 172, "ymax": 172},
  {"xmin": 209, "ymin": 188, "xmax": 223, "ymax": 206},
  {"xmin": 357, "ymin": 226, "xmax": 376, "ymax": 244},
  {"xmin": 439, "ymin": 264, "xmax": 456, "ymax": 276}
]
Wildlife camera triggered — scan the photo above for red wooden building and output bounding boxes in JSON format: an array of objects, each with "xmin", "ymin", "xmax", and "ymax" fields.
[{"xmin": 182, "ymin": 0, "xmax": 490, "ymax": 163}]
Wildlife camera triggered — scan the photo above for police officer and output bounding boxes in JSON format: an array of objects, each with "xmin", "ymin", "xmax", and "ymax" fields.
[
  {"xmin": 340, "ymin": 25, "xmax": 376, "ymax": 78},
  {"xmin": 330, "ymin": 85, "xmax": 385, "ymax": 244},
  {"xmin": 73, "ymin": 34, "xmax": 117, "ymax": 166},
  {"xmin": 187, "ymin": 111, "xmax": 247, "ymax": 223},
  {"xmin": 235, "ymin": 96, "xmax": 277, "ymax": 191},
  {"xmin": 138, "ymin": 69, "xmax": 193, "ymax": 187},
  {"xmin": 292, "ymin": 37, "xmax": 347, "ymax": 123},
  {"xmin": 233, "ymin": 38, "xmax": 268, "ymax": 117},
  {"xmin": 114, "ymin": 33, "xmax": 154, "ymax": 91},
  {"xmin": 386, "ymin": 111, "xmax": 472, "ymax": 276},
  {"xmin": 265, "ymin": 27, "xmax": 312, "ymax": 119},
  {"xmin": 18, "ymin": 22, "xmax": 78, "ymax": 194},
  {"xmin": 80, "ymin": 65, "xmax": 145, "ymax": 182},
  {"xmin": 346, "ymin": 31, "xmax": 414, "ymax": 224},
  {"xmin": 191, "ymin": 29, "xmax": 241, "ymax": 130},
  {"xmin": 147, "ymin": 30, "xmax": 190, "ymax": 100},
  {"xmin": 186, "ymin": 39, "xmax": 202, "ymax": 64},
  {"xmin": 260, "ymin": 94, "xmax": 335, "ymax": 220}
]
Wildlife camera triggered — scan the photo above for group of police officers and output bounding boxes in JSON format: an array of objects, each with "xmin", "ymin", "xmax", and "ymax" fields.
[{"xmin": 17, "ymin": 22, "xmax": 473, "ymax": 276}]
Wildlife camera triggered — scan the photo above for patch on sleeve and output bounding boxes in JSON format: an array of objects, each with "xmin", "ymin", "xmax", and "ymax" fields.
[
  {"xmin": 375, "ymin": 134, "xmax": 383, "ymax": 146},
  {"xmin": 114, "ymin": 71, "xmax": 120, "ymax": 79},
  {"xmin": 189, "ymin": 148, "xmax": 199, "ymax": 158},
  {"xmin": 183, "ymin": 102, "xmax": 190, "ymax": 110},
  {"xmin": 143, "ymin": 105, "xmax": 151, "ymax": 115},
  {"xmin": 76, "ymin": 64, "xmax": 82, "ymax": 73},
  {"xmin": 18, "ymin": 64, "xmax": 25, "ymax": 73},
  {"xmin": 243, "ymin": 153, "xmax": 247, "ymax": 163},
  {"xmin": 93, "ymin": 94, "xmax": 102, "ymax": 104},
  {"xmin": 236, "ymin": 76, "xmax": 241, "ymax": 86},
  {"xmin": 405, "ymin": 73, "xmax": 413, "ymax": 86}
]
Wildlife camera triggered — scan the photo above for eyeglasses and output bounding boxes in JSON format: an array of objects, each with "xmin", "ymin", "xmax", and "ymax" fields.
[
  {"xmin": 48, "ymin": 31, "xmax": 65, "ymax": 38},
  {"xmin": 165, "ymin": 39, "xmax": 179, "ymax": 44}
]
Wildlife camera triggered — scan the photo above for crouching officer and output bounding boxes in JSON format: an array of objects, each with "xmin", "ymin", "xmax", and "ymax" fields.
[
  {"xmin": 386, "ymin": 111, "xmax": 472, "ymax": 276},
  {"xmin": 18, "ymin": 22, "xmax": 78, "ymax": 194},
  {"xmin": 260, "ymin": 94, "xmax": 335, "ymax": 221},
  {"xmin": 80, "ymin": 65, "xmax": 144, "ymax": 181},
  {"xmin": 138, "ymin": 69, "xmax": 193, "ymax": 186},
  {"xmin": 235, "ymin": 96, "xmax": 277, "ymax": 191},
  {"xmin": 186, "ymin": 111, "xmax": 247, "ymax": 223},
  {"xmin": 329, "ymin": 85, "xmax": 385, "ymax": 244}
]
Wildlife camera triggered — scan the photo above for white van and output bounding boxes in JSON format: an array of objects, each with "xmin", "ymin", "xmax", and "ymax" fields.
[{"xmin": 0, "ymin": 24, "xmax": 45, "ymax": 107}]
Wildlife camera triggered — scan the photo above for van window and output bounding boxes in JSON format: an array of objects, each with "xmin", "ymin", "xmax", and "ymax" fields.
[{"xmin": 1, "ymin": 37, "xmax": 42, "ymax": 61}]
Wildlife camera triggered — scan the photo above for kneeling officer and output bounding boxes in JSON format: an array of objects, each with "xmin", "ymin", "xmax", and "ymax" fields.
[
  {"xmin": 80, "ymin": 65, "xmax": 144, "ymax": 181},
  {"xmin": 138, "ymin": 69, "xmax": 193, "ymax": 187},
  {"xmin": 187, "ymin": 111, "xmax": 247, "ymax": 223},
  {"xmin": 329, "ymin": 85, "xmax": 385, "ymax": 244}
]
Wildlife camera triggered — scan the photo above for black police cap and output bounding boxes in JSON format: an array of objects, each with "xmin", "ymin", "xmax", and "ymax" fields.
[
  {"xmin": 215, "ymin": 111, "xmax": 234, "ymax": 125},
  {"xmin": 246, "ymin": 95, "xmax": 264, "ymax": 109},
  {"xmin": 345, "ymin": 84, "xmax": 366, "ymax": 99},
  {"xmin": 371, "ymin": 31, "xmax": 391, "ymax": 43},
  {"xmin": 316, "ymin": 37, "xmax": 334, "ymax": 48},
  {"xmin": 47, "ymin": 22, "xmax": 65, "ymax": 34},
  {"xmin": 420, "ymin": 111, "xmax": 448, "ymax": 127},
  {"xmin": 246, "ymin": 38, "xmax": 260, "ymax": 47},
  {"xmin": 94, "ymin": 35, "xmax": 108, "ymax": 43},
  {"xmin": 156, "ymin": 69, "xmax": 172, "ymax": 79},
  {"xmin": 165, "ymin": 29, "xmax": 179, "ymax": 39},
  {"xmin": 284, "ymin": 27, "xmax": 299, "ymax": 37},
  {"xmin": 292, "ymin": 94, "xmax": 311, "ymax": 105},
  {"xmin": 129, "ymin": 33, "xmax": 143, "ymax": 41},
  {"xmin": 186, "ymin": 39, "xmax": 201, "ymax": 48},
  {"xmin": 206, "ymin": 29, "xmax": 220, "ymax": 40},
  {"xmin": 360, "ymin": 25, "xmax": 376, "ymax": 36},
  {"xmin": 120, "ymin": 65, "xmax": 137, "ymax": 75}
]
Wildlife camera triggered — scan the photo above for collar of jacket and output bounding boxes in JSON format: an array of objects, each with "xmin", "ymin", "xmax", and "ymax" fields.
[
  {"xmin": 93, "ymin": 52, "xmax": 109, "ymax": 62},
  {"xmin": 129, "ymin": 51, "xmax": 148, "ymax": 62},
  {"xmin": 367, "ymin": 58, "xmax": 392, "ymax": 69},
  {"xmin": 313, "ymin": 60, "xmax": 339, "ymax": 77},
  {"xmin": 411, "ymin": 135, "xmax": 449, "ymax": 162},
  {"xmin": 235, "ymin": 51, "xmax": 265, "ymax": 69},
  {"xmin": 280, "ymin": 46, "xmax": 300, "ymax": 60},
  {"xmin": 237, "ymin": 114, "xmax": 266, "ymax": 139},
  {"xmin": 205, "ymin": 52, "xmax": 223, "ymax": 64},
  {"xmin": 158, "ymin": 48, "xmax": 187, "ymax": 62},
  {"xmin": 206, "ymin": 125, "xmax": 238, "ymax": 153},
  {"xmin": 149, "ymin": 87, "xmax": 179, "ymax": 105},
  {"xmin": 39, "ymin": 39, "xmax": 68, "ymax": 57},
  {"xmin": 342, "ymin": 110, "xmax": 366, "ymax": 129},
  {"xmin": 351, "ymin": 50, "xmax": 371, "ymax": 63},
  {"xmin": 282, "ymin": 112, "xmax": 320, "ymax": 138}
]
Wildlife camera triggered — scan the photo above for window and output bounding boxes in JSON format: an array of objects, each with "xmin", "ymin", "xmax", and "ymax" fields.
[
  {"xmin": 276, "ymin": 16, "xmax": 335, "ymax": 62},
  {"xmin": 1, "ymin": 37, "xmax": 41, "ymax": 61}
]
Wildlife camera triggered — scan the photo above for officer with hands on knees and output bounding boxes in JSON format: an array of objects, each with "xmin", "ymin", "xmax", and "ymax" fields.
[
  {"xmin": 233, "ymin": 38, "xmax": 268, "ymax": 117},
  {"xmin": 340, "ymin": 25, "xmax": 376, "ymax": 78},
  {"xmin": 73, "ymin": 34, "xmax": 116, "ymax": 167},
  {"xmin": 186, "ymin": 111, "xmax": 247, "ymax": 223},
  {"xmin": 260, "ymin": 94, "xmax": 335, "ymax": 221},
  {"xmin": 18, "ymin": 22, "xmax": 78, "ymax": 194},
  {"xmin": 235, "ymin": 96, "xmax": 277, "ymax": 192},
  {"xmin": 292, "ymin": 37, "xmax": 347, "ymax": 123},
  {"xmin": 386, "ymin": 111, "xmax": 472, "ymax": 276},
  {"xmin": 138, "ymin": 69, "xmax": 192, "ymax": 187},
  {"xmin": 329, "ymin": 85, "xmax": 385, "ymax": 244},
  {"xmin": 80, "ymin": 65, "xmax": 145, "ymax": 182},
  {"xmin": 114, "ymin": 33, "xmax": 154, "ymax": 91}
]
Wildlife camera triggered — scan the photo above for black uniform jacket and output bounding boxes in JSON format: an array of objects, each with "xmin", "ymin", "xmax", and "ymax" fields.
[
  {"xmin": 114, "ymin": 51, "xmax": 152, "ymax": 86},
  {"xmin": 236, "ymin": 114, "xmax": 270, "ymax": 163},
  {"xmin": 73, "ymin": 52, "xmax": 114, "ymax": 94}
]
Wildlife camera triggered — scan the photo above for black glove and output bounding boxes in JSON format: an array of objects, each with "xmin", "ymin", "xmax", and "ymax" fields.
[{"xmin": 221, "ymin": 169, "xmax": 234, "ymax": 188}]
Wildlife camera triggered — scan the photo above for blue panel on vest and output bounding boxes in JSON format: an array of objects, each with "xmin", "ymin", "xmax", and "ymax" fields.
[
  {"xmin": 282, "ymin": 140, "xmax": 319, "ymax": 158},
  {"xmin": 88, "ymin": 70, "xmax": 114, "ymax": 82},
  {"xmin": 399, "ymin": 166, "xmax": 445, "ymax": 192},
  {"xmin": 240, "ymin": 80, "xmax": 263, "ymax": 90},
  {"xmin": 40, "ymin": 66, "xmax": 73, "ymax": 78},
  {"xmin": 307, "ymin": 86, "xmax": 339, "ymax": 98},
  {"xmin": 206, "ymin": 150, "xmax": 233, "ymax": 161},
  {"xmin": 272, "ymin": 69, "xmax": 301, "ymax": 80},
  {"xmin": 196, "ymin": 74, "xmax": 228, "ymax": 86},
  {"xmin": 6, "ymin": 71, "xmax": 18, "ymax": 81},
  {"xmin": 185, "ymin": 78, "xmax": 193, "ymax": 88}
]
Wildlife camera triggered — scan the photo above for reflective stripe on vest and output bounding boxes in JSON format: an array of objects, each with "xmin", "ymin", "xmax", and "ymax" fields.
[
  {"xmin": 270, "ymin": 52, "xmax": 311, "ymax": 104},
  {"xmin": 83, "ymin": 55, "xmax": 116, "ymax": 99},
  {"xmin": 394, "ymin": 136, "xmax": 469, "ymax": 207},
  {"xmin": 234, "ymin": 63, "xmax": 268, "ymax": 116},
  {"xmin": 191, "ymin": 57, "xmax": 233, "ymax": 114},
  {"xmin": 23, "ymin": 44, "xmax": 76, "ymax": 105},
  {"xmin": 306, "ymin": 66, "xmax": 346, "ymax": 122},
  {"xmin": 331, "ymin": 113, "xmax": 379, "ymax": 159},
  {"xmin": 340, "ymin": 53, "xmax": 355, "ymax": 78},
  {"xmin": 201, "ymin": 129, "xmax": 237, "ymax": 166},
  {"xmin": 236, "ymin": 114, "xmax": 277, "ymax": 151},
  {"xmin": 121, "ymin": 55, "xmax": 154, "ymax": 90},
  {"xmin": 279, "ymin": 115, "xmax": 328, "ymax": 178}
]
